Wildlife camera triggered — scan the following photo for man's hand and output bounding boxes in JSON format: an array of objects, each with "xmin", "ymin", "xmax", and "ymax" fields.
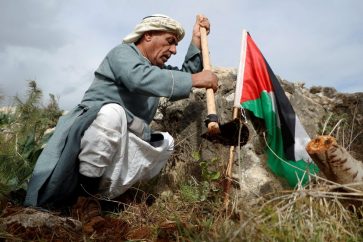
[
  {"xmin": 191, "ymin": 70, "xmax": 218, "ymax": 92},
  {"xmin": 192, "ymin": 14, "xmax": 210, "ymax": 49}
]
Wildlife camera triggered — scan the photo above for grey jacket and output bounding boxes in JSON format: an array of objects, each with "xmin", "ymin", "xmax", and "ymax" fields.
[{"xmin": 24, "ymin": 42, "xmax": 203, "ymax": 207}]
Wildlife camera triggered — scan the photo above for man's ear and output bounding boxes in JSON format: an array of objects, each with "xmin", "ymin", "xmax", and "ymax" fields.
[{"xmin": 143, "ymin": 31, "xmax": 153, "ymax": 42}]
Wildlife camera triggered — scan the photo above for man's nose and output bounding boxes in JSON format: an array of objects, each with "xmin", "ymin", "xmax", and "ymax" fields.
[{"xmin": 170, "ymin": 44, "xmax": 177, "ymax": 54}]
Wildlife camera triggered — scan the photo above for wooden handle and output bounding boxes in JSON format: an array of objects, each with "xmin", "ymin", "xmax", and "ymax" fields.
[{"xmin": 200, "ymin": 27, "xmax": 220, "ymax": 134}]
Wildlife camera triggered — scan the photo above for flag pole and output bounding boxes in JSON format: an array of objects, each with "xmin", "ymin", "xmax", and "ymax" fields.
[
  {"xmin": 223, "ymin": 107, "xmax": 239, "ymax": 209},
  {"xmin": 223, "ymin": 30, "xmax": 248, "ymax": 209}
]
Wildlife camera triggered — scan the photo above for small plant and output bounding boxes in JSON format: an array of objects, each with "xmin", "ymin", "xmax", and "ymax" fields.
[
  {"xmin": 179, "ymin": 182, "xmax": 201, "ymax": 202},
  {"xmin": 0, "ymin": 80, "xmax": 62, "ymax": 202},
  {"xmin": 192, "ymin": 151, "xmax": 221, "ymax": 183},
  {"xmin": 178, "ymin": 152, "xmax": 222, "ymax": 202}
]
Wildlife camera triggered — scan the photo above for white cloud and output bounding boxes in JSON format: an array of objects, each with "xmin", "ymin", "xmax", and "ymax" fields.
[{"xmin": 0, "ymin": 0, "xmax": 362, "ymax": 110}]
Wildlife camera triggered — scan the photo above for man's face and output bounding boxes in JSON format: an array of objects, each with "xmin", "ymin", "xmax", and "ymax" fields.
[{"xmin": 145, "ymin": 31, "xmax": 178, "ymax": 67}]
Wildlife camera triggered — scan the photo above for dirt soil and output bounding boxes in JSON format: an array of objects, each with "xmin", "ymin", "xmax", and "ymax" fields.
[{"xmin": 0, "ymin": 191, "xmax": 181, "ymax": 241}]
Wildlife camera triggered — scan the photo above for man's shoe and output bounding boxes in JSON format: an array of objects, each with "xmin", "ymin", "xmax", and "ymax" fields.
[{"xmin": 71, "ymin": 196, "xmax": 105, "ymax": 234}]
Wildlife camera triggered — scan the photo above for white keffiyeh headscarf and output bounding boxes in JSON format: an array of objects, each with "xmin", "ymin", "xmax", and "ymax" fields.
[{"xmin": 123, "ymin": 14, "xmax": 185, "ymax": 43}]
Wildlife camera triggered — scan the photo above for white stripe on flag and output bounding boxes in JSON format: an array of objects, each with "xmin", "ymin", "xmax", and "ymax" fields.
[
  {"xmin": 234, "ymin": 29, "xmax": 248, "ymax": 108},
  {"xmin": 294, "ymin": 116, "xmax": 312, "ymax": 162}
]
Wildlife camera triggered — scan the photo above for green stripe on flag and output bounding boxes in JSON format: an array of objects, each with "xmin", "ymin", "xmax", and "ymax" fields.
[{"xmin": 242, "ymin": 91, "xmax": 319, "ymax": 187}]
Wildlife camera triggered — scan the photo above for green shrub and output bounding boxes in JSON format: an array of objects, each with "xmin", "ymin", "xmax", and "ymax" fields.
[{"xmin": 0, "ymin": 80, "xmax": 62, "ymax": 202}]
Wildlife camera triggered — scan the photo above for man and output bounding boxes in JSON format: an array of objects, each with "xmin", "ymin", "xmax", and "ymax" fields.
[{"xmin": 24, "ymin": 14, "xmax": 218, "ymax": 208}]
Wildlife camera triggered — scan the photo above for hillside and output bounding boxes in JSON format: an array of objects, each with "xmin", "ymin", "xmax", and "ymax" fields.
[{"xmin": 0, "ymin": 69, "xmax": 362, "ymax": 241}]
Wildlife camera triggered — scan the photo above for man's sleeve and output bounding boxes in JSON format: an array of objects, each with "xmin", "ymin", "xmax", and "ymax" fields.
[
  {"xmin": 106, "ymin": 45, "xmax": 193, "ymax": 101},
  {"xmin": 164, "ymin": 43, "xmax": 203, "ymax": 74}
]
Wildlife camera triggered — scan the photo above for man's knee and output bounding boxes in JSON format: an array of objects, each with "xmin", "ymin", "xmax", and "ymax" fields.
[{"xmin": 95, "ymin": 103, "xmax": 126, "ymax": 131}]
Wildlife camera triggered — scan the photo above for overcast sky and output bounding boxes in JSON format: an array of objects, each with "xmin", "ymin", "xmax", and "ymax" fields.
[{"xmin": 0, "ymin": 0, "xmax": 362, "ymax": 110}]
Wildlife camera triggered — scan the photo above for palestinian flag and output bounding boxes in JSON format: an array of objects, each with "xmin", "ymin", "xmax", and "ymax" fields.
[{"xmin": 234, "ymin": 30, "xmax": 319, "ymax": 187}]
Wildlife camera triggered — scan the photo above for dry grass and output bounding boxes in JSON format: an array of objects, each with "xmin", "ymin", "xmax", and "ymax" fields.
[
  {"xmin": 93, "ymin": 176, "xmax": 363, "ymax": 241},
  {"xmin": 230, "ymin": 181, "xmax": 363, "ymax": 241}
]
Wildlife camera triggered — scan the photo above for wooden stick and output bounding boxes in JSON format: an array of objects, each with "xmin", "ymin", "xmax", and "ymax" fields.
[
  {"xmin": 223, "ymin": 107, "xmax": 239, "ymax": 208},
  {"xmin": 200, "ymin": 27, "xmax": 220, "ymax": 135}
]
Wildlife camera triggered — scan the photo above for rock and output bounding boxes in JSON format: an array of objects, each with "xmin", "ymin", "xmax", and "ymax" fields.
[
  {"xmin": 0, "ymin": 207, "xmax": 82, "ymax": 230},
  {"xmin": 0, "ymin": 206, "xmax": 82, "ymax": 241}
]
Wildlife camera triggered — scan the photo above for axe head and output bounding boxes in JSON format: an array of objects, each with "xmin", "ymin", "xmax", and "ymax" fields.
[{"xmin": 201, "ymin": 119, "xmax": 249, "ymax": 146}]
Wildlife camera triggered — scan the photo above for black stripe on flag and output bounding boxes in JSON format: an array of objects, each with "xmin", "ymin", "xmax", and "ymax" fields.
[{"xmin": 263, "ymin": 57, "xmax": 297, "ymax": 161}]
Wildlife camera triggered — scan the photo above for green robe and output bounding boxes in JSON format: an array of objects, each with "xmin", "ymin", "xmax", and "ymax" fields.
[{"xmin": 24, "ymin": 43, "xmax": 203, "ymax": 207}]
